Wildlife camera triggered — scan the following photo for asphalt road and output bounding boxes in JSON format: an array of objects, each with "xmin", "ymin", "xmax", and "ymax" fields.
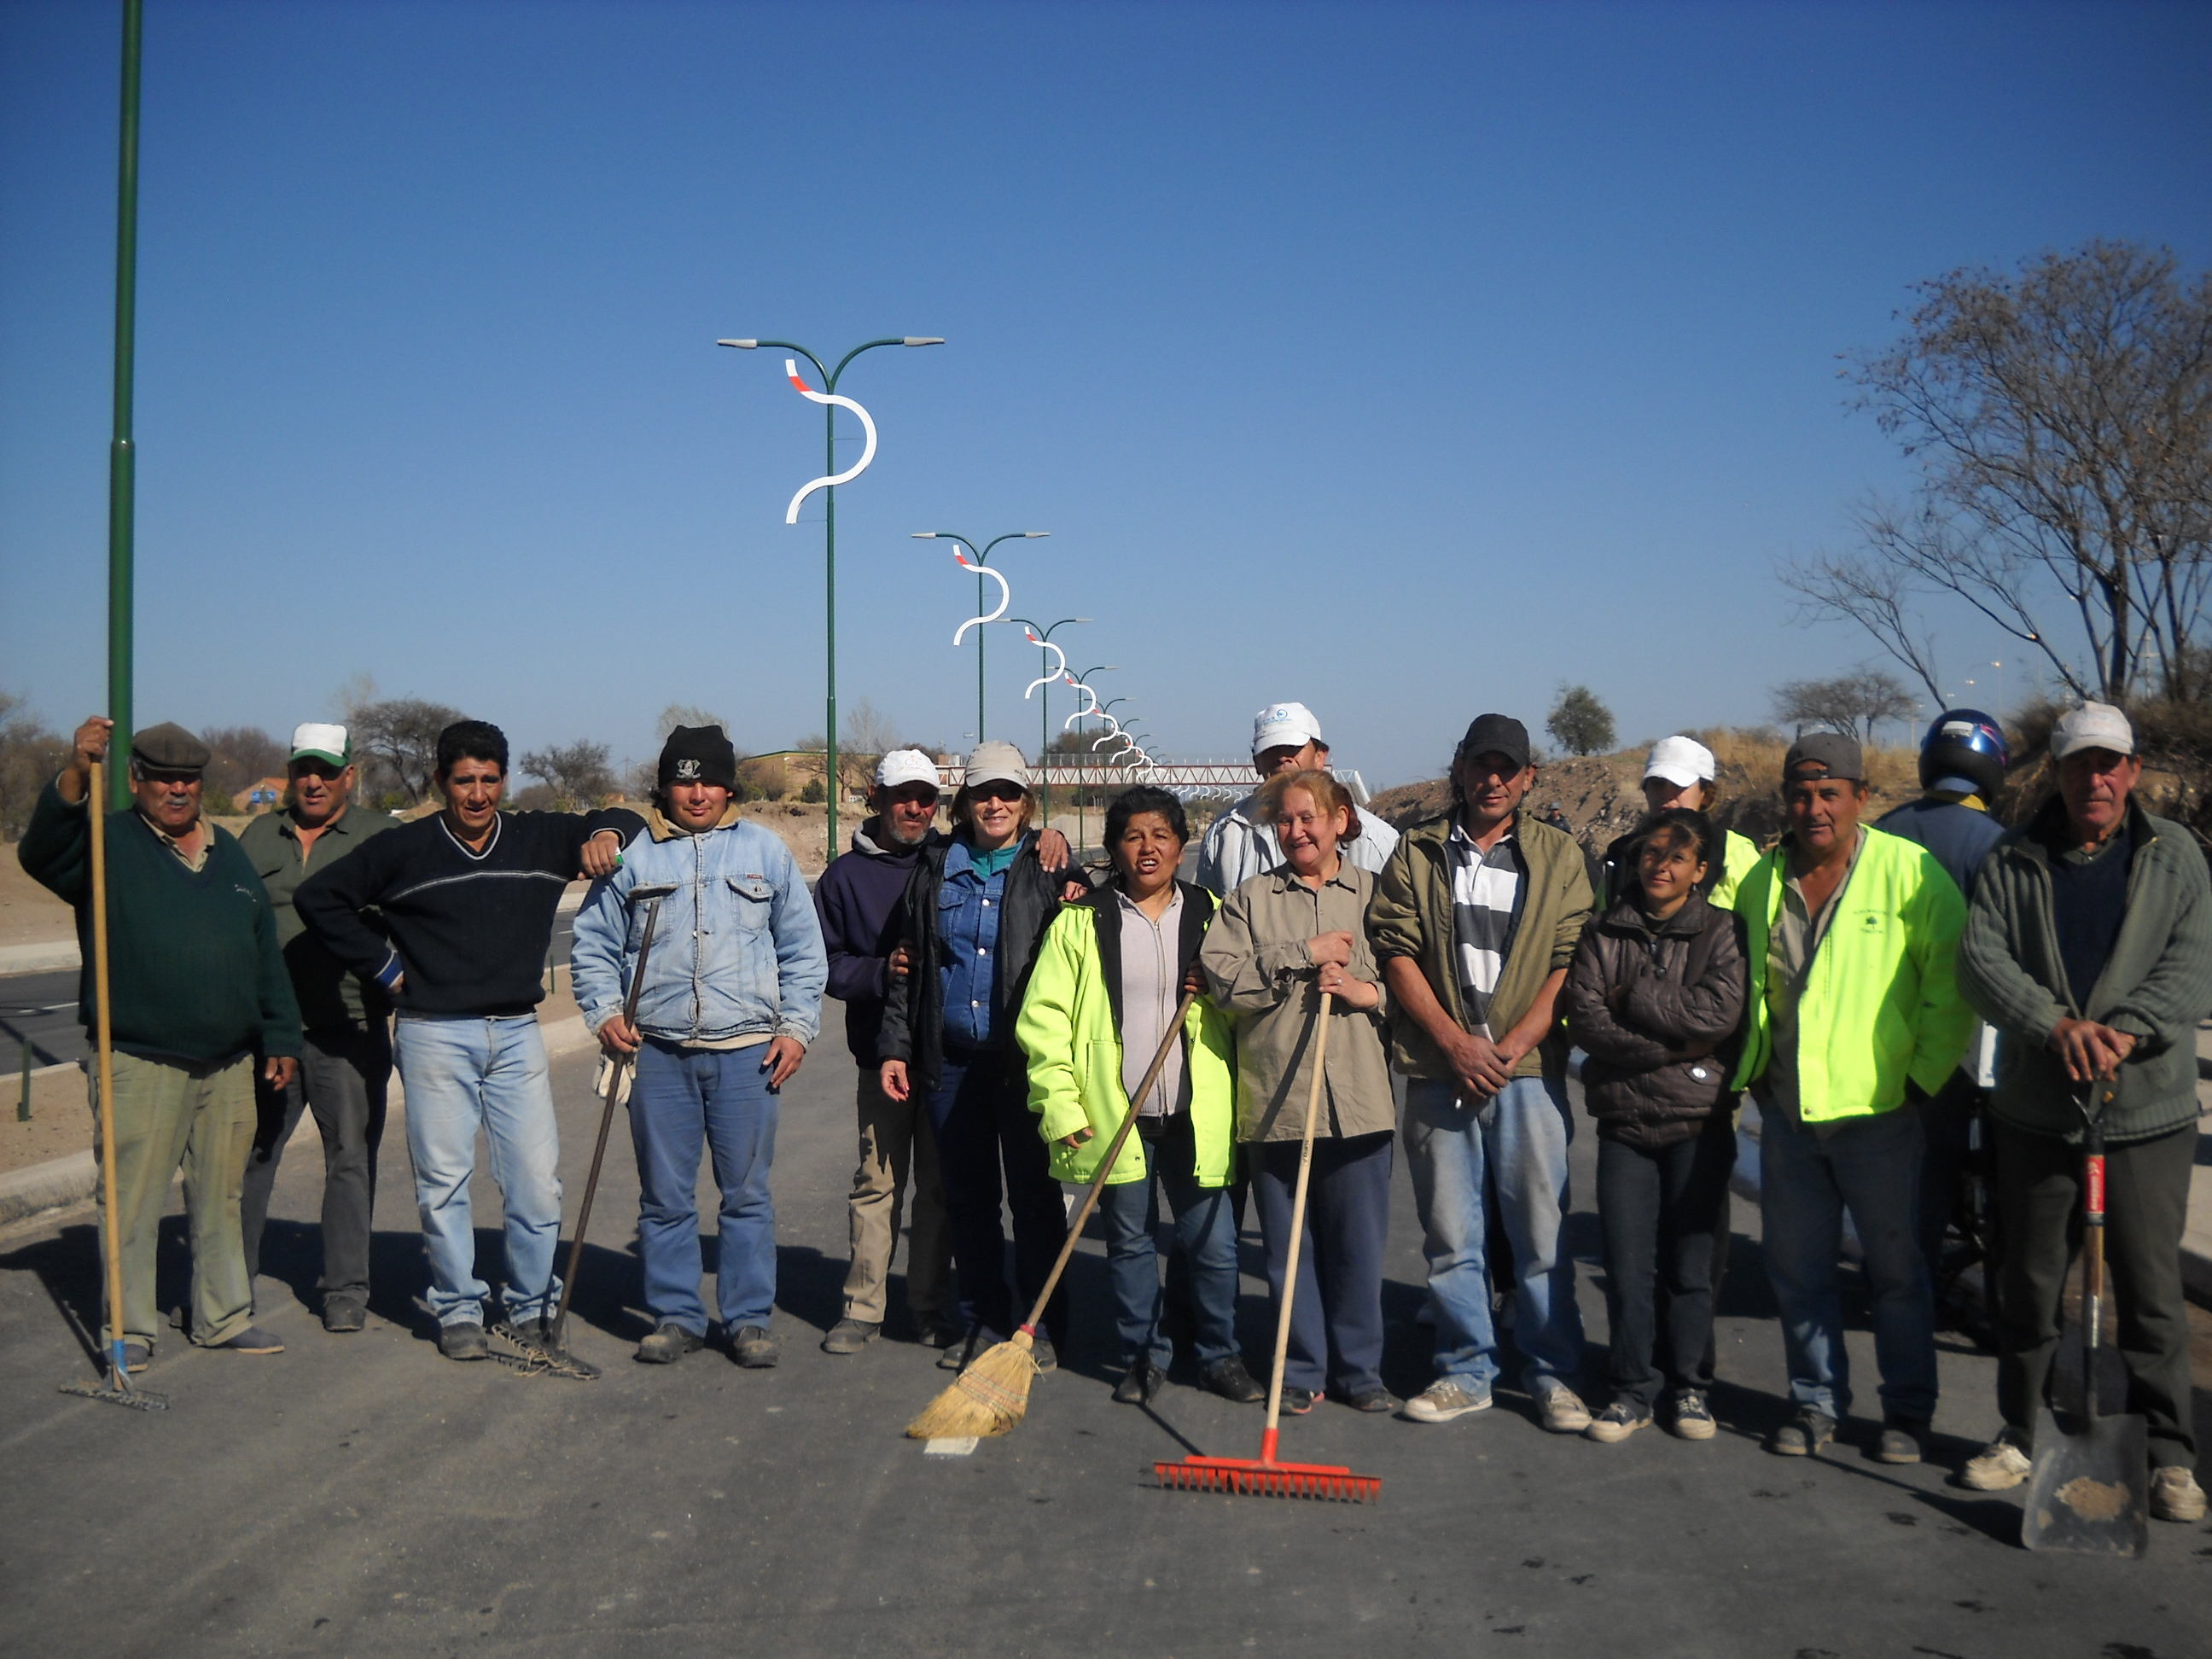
[
  {"xmin": 0, "ymin": 967, "xmax": 84, "ymax": 1070},
  {"xmin": 1, "ymin": 1016, "xmax": 2207, "ymax": 1657}
]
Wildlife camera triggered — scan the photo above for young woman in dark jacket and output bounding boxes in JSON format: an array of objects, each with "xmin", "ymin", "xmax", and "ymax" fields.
[
  {"xmin": 879, "ymin": 742, "xmax": 1069, "ymax": 1368},
  {"xmin": 1563, "ymin": 809, "xmax": 1747, "ymax": 1444}
]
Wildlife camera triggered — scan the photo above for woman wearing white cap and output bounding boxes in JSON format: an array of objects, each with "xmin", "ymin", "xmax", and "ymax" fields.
[
  {"xmin": 1596, "ymin": 736, "xmax": 1761, "ymax": 913},
  {"xmin": 878, "ymin": 742, "xmax": 1072, "ymax": 1370}
]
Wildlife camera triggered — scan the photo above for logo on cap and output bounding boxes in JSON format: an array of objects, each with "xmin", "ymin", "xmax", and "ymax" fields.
[{"xmin": 674, "ymin": 759, "xmax": 701, "ymax": 781}]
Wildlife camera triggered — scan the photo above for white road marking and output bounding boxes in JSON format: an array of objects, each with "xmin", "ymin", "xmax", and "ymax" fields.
[{"xmin": 923, "ymin": 1436, "xmax": 979, "ymax": 1457}]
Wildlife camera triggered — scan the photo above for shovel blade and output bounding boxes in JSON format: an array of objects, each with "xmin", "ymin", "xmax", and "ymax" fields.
[{"xmin": 2019, "ymin": 1403, "xmax": 2148, "ymax": 1556}]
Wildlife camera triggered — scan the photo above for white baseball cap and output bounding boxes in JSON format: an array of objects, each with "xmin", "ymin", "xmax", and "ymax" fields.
[
  {"xmin": 289, "ymin": 723, "xmax": 352, "ymax": 767},
  {"xmin": 875, "ymin": 748, "xmax": 940, "ymax": 791},
  {"xmin": 1643, "ymin": 735, "xmax": 1715, "ymax": 789},
  {"xmin": 1252, "ymin": 701, "xmax": 1324, "ymax": 755},
  {"xmin": 2050, "ymin": 701, "xmax": 2134, "ymax": 761},
  {"xmin": 962, "ymin": 740, "xmax": 1030, "ymax": 791}
]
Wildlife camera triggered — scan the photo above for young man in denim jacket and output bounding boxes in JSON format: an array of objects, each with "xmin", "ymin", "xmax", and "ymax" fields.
[{"xmin": 571, "ymin": 725, "xmax": 827, "ymax": 1369}]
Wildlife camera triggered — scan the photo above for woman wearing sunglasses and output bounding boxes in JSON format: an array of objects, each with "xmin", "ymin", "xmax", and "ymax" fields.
[{"xmin": 880, "ymin": 742, "xmax": 1072, "ymax": 1371}]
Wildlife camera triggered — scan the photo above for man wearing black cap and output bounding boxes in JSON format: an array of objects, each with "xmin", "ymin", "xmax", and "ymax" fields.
[
  {"xmin": 1730, "ymin": 731, "xmax": 1973, "ymax": 1464},
  {"xmin": 1370, "ymin": 713, "xmax": 1595, "ymax": 1431},
  {"xmin": 295, "ymin": 719, "xmax": 643, "ymax": 1361},
  {"xmin": 18, "ymin": 716, "xmax": 304, "ymax": 1365}
]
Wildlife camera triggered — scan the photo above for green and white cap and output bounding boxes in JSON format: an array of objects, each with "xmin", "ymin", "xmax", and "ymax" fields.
[{"xmin": 289, "ymin": 723, "xmax": 352, "ymax": 767}]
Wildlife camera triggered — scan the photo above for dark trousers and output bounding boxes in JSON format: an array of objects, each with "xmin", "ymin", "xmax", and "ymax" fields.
[
  {"xmin": 240, "ymin": 1022, "xmax": 393, "ymax": 1307},
  {"xmin": 1249, "ymin": 1131, "xmax": 1394, "ymax": 1396},
  {"xmin": 1916, "ymin": 1069, "xmax": 1982, "ymax": 1279},
  {"xmin": 923, "ymin": 1046, "xmax": 1068, "ymax": 1348},
  {"xmin": 1992, "ymin": 1118, "xmax": 2197, "ymax": 1468},
  {"xmin": 1597, "ymin": 1124, "xmax": 1735, "ymax": 1408}
]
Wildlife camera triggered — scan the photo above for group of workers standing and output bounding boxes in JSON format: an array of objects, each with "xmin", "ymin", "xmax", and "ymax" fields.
[{"xmin": 16, "ymin": 689, "xmax": 2207, "ymax": 1526}]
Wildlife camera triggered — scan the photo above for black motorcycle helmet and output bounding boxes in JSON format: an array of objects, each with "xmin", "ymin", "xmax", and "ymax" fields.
[{"xmin": 1918, "ymin": 708, "xmax": 2010, "ymax": 800}]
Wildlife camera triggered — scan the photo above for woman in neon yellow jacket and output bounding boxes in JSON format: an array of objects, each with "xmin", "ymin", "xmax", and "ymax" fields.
[{"xmin": 1017, "ymin": 787, "xmax": 1260, "ymax": 1408}]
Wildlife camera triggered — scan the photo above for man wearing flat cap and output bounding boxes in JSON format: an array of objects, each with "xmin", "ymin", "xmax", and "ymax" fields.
[
  {"xmin": 18, "ymin": 716, "xmax": 304, "ymax": 1366},
  {"xmin": 1730, "ymin": 731, "xmax": 1973, "ymax": 1465},
  {"xmin": 235, "ymin": 722, "xmax": 396, "ymax": 1333},
  {"xmin": 1955, "ymin": 703, "xmax": 2212, "ymax": 1522}
]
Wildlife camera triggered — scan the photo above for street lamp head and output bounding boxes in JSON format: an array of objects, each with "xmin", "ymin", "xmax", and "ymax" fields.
[
  {"xmin": 1022, "ymin": 532, "xmax": 1050, "ymax": 538},
  {"xmin": 903, "ymin": 337, "xmax": 946, "ymax": 347},
  {"xmin": 716, "ymin": 339, "xmax": 759, "ymax": 349},
  {"xmin": 911, "ymin": 532, "xmax": 940, "ymax": 539}
]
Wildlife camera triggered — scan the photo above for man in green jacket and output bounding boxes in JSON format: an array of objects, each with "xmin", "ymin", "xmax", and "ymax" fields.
[
  {"xmin": 17, "ymin": 717, "xmax": 303, "ymax": 1367},
  {"xmin": 1954, "ymin": 702, "xmax": 2210, "ymax": 1523},
  {"xmin": 1732, "ymin": 733, "xmax": 1972, "ymax": 1465},
  {"xmin": 235, "ymin": 723, "xmax": 395, "ymax": 1333}
]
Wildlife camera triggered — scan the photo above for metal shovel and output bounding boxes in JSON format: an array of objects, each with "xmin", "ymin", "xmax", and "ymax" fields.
[{"xmin": 2020, "ymin": 1087, "xmax": 2147, "ymax": 1556}]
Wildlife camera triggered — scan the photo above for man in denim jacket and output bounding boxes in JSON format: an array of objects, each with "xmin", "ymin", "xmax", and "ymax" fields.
[{"xmin": 572, "ymin": 725, "xmax": 827, "ymax": 1369}]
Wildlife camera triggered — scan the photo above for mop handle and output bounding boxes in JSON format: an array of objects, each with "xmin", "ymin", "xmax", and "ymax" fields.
[
  {"xmin": 87, "ymin": 760, "xmax": 130, "ymax": 1388},
  {"xmin": 1018, "ymin": 991, "xmax": 1201, "ymax": 1336},
  {"xmin": 1261, "ymin": 989, "xmax": 1335, "ymax": 1447}
]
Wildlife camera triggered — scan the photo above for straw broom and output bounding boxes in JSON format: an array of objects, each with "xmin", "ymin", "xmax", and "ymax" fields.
[{"xmin": 905, "ymin": 990, "xmax": 1198, "ymax": 1440}]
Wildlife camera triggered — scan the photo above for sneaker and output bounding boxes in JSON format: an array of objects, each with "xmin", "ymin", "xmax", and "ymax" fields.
[
  {"xmin": 438, "ymin": 1322, "xmax": 489, "ymax": 1362},
  {"xmin": 2151, "ymin": 1465, "xmax": 2208, "ymax": 1522},
  {"xmin": 217, "ymin": 1324, "xmax": 285, "ymax": 1355},
  {"xmin": 820, "ymin": 1318, "xmax": 880, "ymax": 1355},
  {"xmin": 1401, "ymin": 1377, "xmax": 1493, "ymax": 1423},
  {"xmin": 1875, "ymin": 1416, "xmax": 1927, "ymax": 1465},
  {"xmin": 322, "ymin": 1299, "xmax": 367, "ymax": 1335},
  {"xmin": 1585, "ymin": 1401, "xmax": 1651, "ymax": 1444},
  {"xmin": 1113, "ymin": 1358, "xmax": 1166, "ymax": 1406},
  {"xmin": 1959, "ymin": 1427, "xmax": 2032, "ymax": 1491},
  {"xmin": 1028, "ymin": 1334, "xmax": 1057, "ymax": 1374},
  {"xmin": 634, "ymin": 1322, "xmax": 705, "ymax": 1365},
  {"xmin": 1668, "ymin": 1390, "xmax": 1716, "ymax": 1441},
  {"xmin": 1200, "ymin": 1354, "xmax": 1266, "ymax": 1404},
  {"xmin": 730, "ymin": 1325, "xmax": 779, "ymax": 1369},
  {"xmin": 1768, "ymin": 1407, "xmax": 1837, "ymax": 1458},
  {"xmin": 1278, "ymin": 1385, "xmax": 1318, "ymax": 1416},
  {"xmin": 1342, "ymin": 1386, "xmax": 1401, "ymax": 1414},
  {"xmin": 1538, "ymin": 1385, "xmax": 1592, "ymax": 1435}
]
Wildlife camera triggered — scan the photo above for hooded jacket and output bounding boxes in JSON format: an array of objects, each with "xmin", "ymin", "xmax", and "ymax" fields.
[
  {"xmin": 815, "ymin": 821, "xmax": 940, "ymax": 1062},
  {"xmin": 1563, "ymin": 891, "xmax": 1746, "ymax": 1149}
]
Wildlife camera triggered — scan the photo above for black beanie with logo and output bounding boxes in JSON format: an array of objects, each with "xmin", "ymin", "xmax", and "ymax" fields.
[{"xmin": 658, "ymin": 725, "xmax": 738, "ymax": 791}]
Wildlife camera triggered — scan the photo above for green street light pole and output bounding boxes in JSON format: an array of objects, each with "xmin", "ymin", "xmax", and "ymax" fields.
[
  {"xmin": 1006, "ymin": 615, "xmax": 1087, "ymax": 823},
  {"xmin": 719, "ymin": 335, "xmax": 941, "ymax": 853},
  {"xmin": 911, "ymin": 531, "xmax": 1046, "ymax": 745},
  {"xmin": 1066, "ymin": 667, "xmax": 1116, "ymax": 854},
  {"xmin": 108, "ymin": 0, "xmax": 143, "ymax": 808}
]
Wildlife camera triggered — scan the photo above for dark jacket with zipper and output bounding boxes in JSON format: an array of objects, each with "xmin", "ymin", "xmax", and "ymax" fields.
[
  {"xmin": 1562, "ymin": 890, "xmax": 1747, "ymax": 1150},
  {"xmin": 876, "ymin": 833, "xmax": 1062, "ymax": 1088}
]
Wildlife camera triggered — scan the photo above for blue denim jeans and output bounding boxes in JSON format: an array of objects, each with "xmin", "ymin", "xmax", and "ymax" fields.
[
  {"xmin": 1402, "ymin": 1074, "xmax": 1585, "ymax": 1394},
  {"xmin": 394, "ymin": 1015, "xmax": 563, "ymax": 1328},
  {"xmin": 627, "ymin": 1039, "xmax": 780, "ymax": 1334},
  {"xmin": 1094, "ymin": 1111, "xmax": 1240, "ymax": 1370},
  {"xmin": 1757, "ymin": 1097, "xmax": 1937, "ymax": 1423}
]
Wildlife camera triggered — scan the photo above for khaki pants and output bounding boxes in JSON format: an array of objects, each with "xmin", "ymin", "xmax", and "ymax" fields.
[
  {"xmin": 90, "ymin": 1051, "xmax": 257, "ymax": 1348},
  {"xmin": 839, "ymin": 1066, "xmax": 952, "ymax": 1324}
]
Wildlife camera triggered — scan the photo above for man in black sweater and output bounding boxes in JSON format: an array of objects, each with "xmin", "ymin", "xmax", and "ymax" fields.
[{"xmin": 296, "ymin": 720, "xmax": 641, "ymax": 1360}]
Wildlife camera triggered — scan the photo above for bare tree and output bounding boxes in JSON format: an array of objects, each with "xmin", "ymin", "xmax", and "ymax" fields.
[
  {"xmin": 657, "ymin": 703, "xmax": 729, "ymax": 740},
  {"xmin": 0, "ymin": 694, "xmax": 68, "ymax": 841},
  {"xmin": 840, "ymin": 696, "xmax": 902, "ymax": 758},
  {"xmin": 201, "ymin": 726, "xmax": 286, "ymax": 800},
  {"xmin": 1790, "ymin": 242, "xmax": 2212, "ymax": 703},
  {"xmin": 520, "ymin": 740, "xmax": 615, "ymax": 810},
  {"xmin": 350, "ymin": 697, "xmax": 464, "ymax": 804},
  {"xmin": 1772, "ymin": 668, "xmax": 1918, "ymax": 742}
]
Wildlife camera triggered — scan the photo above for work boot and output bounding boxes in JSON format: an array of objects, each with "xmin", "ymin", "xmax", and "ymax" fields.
[
  {"xmin": 1959, "ymin": 1427, "xmax": 2032, "ymax": 1491},
  {"xmin": 1113, "ymin": 1357, "xmax": 1165, "ymax": 1406},
  {"xmin": 1342, "ymin": 1386, "xmax": 1400, "ymax": 1415},
  {"xmin": 731, "ymin": 1325, "xmax": 779, "ymax": 1369},
  {"xmin": 2151, "ymin": 1465, "xmax": 2208, "ymax": 1522},
  {"xmin": 1200, "ymin": 1354, "xmax": 1266, "ymax": 1404},
  {"xmin": 1768, "ymin": 1407, "xmax": 1837, "ymax": 1458},
  {"xmin": 634, "ymin": 1322, "xmax": 705, "ymax": 1365},
  {"xmin": 439, "ymin": 1322, "xmax": 489, "ymax": 1362},
  {"xmin": 1537, "ymin": 1384, "xmax": 1592, "ymax": 1435},
  {"xmin": 936, "ymin": 1328, "xmax": 977, "ymax": 1371},
  {"xmin": 821, "ymin": 1318, "xmax": 880, "ymax": 1354},
  {"xmin": 1874, "ymin": 1416, "xmax": 1928, "ymax": 1465},
  {"xmin": 322, "ymin": 1298, "xmax": 367, "ymax": 1335}
]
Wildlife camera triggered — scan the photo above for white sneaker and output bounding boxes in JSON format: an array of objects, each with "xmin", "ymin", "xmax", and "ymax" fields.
[
  {"xmin": 1400, "ymin": 1378, "xmax": 1493, "ymax": 1423},
  {"xmin": 1959, "ymin": 1428, "xmax": 2032, "ymax": 1491},
  {"xmin": 2151, "ymin": 1465, "xmax": 2207, "ymax": 1522},
  {"xmin": 1537, "ymin": 1384, "xmax": 1592, "ymax": 1435}
]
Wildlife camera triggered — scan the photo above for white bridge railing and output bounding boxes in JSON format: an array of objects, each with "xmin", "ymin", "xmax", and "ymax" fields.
[{"xmin": 934, "ymin": 760, "xmax": 1371, "ymax": 804}]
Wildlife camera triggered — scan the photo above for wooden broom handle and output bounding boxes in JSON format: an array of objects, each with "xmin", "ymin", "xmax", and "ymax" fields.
[{"xmin": 1263, "ymin": 988, "xmax": 1334, "ymax": 1436}]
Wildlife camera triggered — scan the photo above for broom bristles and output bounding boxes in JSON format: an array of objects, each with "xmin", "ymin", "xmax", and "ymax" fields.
[{"xmin": 904, "ymin": 1329, "xmax": 1038, "ymax": 1439}]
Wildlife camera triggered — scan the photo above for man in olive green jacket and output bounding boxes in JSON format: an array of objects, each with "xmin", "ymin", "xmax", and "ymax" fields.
[
  {"xmin": 235, "ymin": 724, "xmax": 395, "ymax": 1332},
  {"xmin": 1954, "ymin": 702, "xmax": 2212, "ymax": 1522},
  {"xmin": 1368, "ymin": 713, "xmax": 1594, "ymax": 1430}
]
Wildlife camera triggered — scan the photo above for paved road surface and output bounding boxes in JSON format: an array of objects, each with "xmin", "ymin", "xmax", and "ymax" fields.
[
  {"xmin": 0, "ymin": 968, "xmax": 83, "ymax": 1070},
  {"xmin": 2, "ymin": 1015, "xmax": 2206, "ymax": 1657}
]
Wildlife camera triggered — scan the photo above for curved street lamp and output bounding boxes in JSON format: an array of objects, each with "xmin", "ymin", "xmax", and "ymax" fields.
[
  {"xmin": 911, "ymin": 531, "xmax": 1048, "ymax": 742},
  {"xmin": 1009, "ymin": 615, "xmax": 1088, "ymax": 822}
]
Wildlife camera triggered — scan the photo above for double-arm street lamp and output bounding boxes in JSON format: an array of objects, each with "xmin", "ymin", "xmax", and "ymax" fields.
[
  {"xmin": 719, "ymin": 334, "xmax": 941, "ymax": 849},
  {"xmin": 1065, "ymin": 667, "xmax": 1117, "ymax": 853},
  {"xmin": 1007, "ymin": 615, "xmax": 1088, "ymax": 822},
  {"xmin": 911, "ymin": 531, "xmax": 1047, "ymax": 745}
]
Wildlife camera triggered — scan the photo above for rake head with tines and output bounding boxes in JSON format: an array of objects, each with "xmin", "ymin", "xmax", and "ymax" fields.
[{"xmin": 1155, "ymin": 1428, "xmax": 1381, "ymax": 1503}]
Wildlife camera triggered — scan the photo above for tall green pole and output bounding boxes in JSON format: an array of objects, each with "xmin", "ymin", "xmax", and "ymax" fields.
[
  {"xmin": 108, "ymin": 0, "xmax": 143, "ymax": 809},
  {"xmin": 823, "ymin": 397, "xmax": 838, "ymax": 850}
]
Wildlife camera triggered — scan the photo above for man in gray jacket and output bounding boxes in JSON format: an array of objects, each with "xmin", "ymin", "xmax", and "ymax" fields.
[
  {"xmin": 1197, "ymin": 701, "xmax": 1400, "ymax": 896},
  {"xmin": 1955, "ymin": 702, "xmax": 2211, "ymax": 1522}
]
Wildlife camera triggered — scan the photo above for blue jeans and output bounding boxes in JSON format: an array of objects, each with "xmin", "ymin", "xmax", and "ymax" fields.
[
  {"xmin": 924, "ymin": 1046, "xmax": 1068, "ymax": 1347},
  {"xmin": 1249, "ymin": 1132, "xmax": 1394, "ymax": 1395},
  {"xmin": 628, "ymin": 1039, "xmax": 780, "ymax": 1334},
  {"xmin": 1758, "ymin": 1097, "xmax": 1937, "ymax": 1423},
  {"xmin": 1094, "ymin": 1111, "xmax": 1239, "ymax": 1370},
  {"xmin": 1402, "ymin": 1074, "xmax": 1585, "ymax": 1394},
  {"xmin": 395, "ymin": 1015, "xmax": 563, "ymax": 1328}
]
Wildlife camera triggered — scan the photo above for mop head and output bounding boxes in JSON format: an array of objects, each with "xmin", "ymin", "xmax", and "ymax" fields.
[
  {"xmin": 491, "ymin": 1320, "xmax": 602, "ymax": 1382},
  {"xmin": 58, "ymin": 1376, "xmax": 170, "ymax": 1412},
  {"xmin": 1155, "ymin": 1452, "xmax": 1380, "ymax": 1503},
  {"xmin": 905, "ymin": 1329, "xmax": 1038, "ymax": 1439}
]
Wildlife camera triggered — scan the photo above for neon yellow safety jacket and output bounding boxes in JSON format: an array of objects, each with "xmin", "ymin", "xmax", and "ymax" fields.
[
  {"xmin": 1729, "ymin": 825, "xmax": 1974, "ymax": 1122},
  {"xmin": 1708, "ymin": 829, "xmax": 1763, "ymax": 912}
]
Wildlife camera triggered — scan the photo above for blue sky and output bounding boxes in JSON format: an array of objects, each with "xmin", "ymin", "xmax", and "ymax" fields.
[{"xmin": 4, "ymin": 1, "xmax": 2209, "ymax": 789}]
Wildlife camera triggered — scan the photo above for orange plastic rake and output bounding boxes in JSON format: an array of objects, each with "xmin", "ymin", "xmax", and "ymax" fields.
[{"xmin": 1155, "ymin": 990, "xmax": 1380, "ymax": 1504}]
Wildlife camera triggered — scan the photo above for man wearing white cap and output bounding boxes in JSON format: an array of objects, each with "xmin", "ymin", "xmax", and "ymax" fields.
[
  {"xmin": 1957, "ymin": 702, "xmax": 2212, "ymax": 1522},
  {"xmin": 235, "ymin": 723, "xmax": 396, "ymax": 1332},
  {"xmin": 1596, "ymin": 736, "xmax": 1761, "ymax": 913},
  {"xmin": 1196, "ymin": 701, "xmax": 1400, "ymax": 898}
]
